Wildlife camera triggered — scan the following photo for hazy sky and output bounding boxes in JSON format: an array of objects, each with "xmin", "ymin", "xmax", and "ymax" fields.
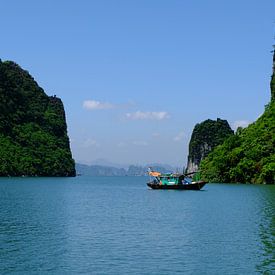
[{"xmin": 1, "ymin": 0, "xmax": 274, "ymax": 166}]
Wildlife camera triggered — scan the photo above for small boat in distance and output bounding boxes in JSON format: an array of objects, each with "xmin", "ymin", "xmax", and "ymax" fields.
[{"xmin": 147, "ymin": 170, "xmax": 207, "ymax": 190}]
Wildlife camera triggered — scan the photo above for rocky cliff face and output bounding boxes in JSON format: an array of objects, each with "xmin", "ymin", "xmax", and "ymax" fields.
[
  {"xmin": 0, "ymin": 60, "xmax": 75, "ymax": 176},
  {"xmin": 271, "ymin": 46, "xmax": 275, "ymax": 101},
  {"xmin": 200, "ymin": 50, "xmax": 275, "ymax": 183},
  {"xmin": 186, "ymin": 118, "xmax": 234, "ymax": 173}
]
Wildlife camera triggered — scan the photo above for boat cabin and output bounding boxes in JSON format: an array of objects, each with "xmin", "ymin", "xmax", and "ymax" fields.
[{"xmin": 156, "ymin": 173, "xmax": 184, "ymax": 185}]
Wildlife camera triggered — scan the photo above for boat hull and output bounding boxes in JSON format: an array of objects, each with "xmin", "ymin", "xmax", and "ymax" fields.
[{"xmin": 147, "ymin": 181, "xmax": 207, "ymax": 190}]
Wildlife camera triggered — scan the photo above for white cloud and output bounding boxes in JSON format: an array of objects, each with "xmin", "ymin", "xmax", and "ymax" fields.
[
  {"xmin": 232, "ymin": 120, "xmax": 250, "ymax": 131},
  {"xmin": 83, "ymin": 100, "xmax": 114, "ymax": 110},
  {"xmin": 152, "ymin": 132, "xmax": 160, "ymax": 138},
  {"xmin": 133, "ymin": 140, "xmax": 149, "ymax": 146},
  {"xmin": 174, "ymin": 131, "xmax": 185, "ymax": 142},
  {"xmin": 117, "ymin": 142, "xmax": 127, "ymax": 148},
  {"xmin": 83, "ymin": 138, "xmax": 100, "ymax": 148},
  {"xmin": 126, "ymin": 111, "xmax": 170, "ymax": 120}
]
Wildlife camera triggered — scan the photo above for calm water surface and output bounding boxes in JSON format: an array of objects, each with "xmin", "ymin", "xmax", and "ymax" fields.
[{"xmin": 0, "ymin": 176, "xmax": 274, "ymax": 274}]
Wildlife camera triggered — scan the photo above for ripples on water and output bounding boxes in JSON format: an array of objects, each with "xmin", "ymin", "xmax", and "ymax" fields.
[{"xmin": 0, "ymin": 177, "xmax": 274, "ymax": 274}]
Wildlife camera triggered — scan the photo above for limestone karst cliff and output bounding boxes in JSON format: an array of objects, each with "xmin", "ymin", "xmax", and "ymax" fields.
[
  {"xmin": 200, "ymin": 50, "xmax": 275, "ymax": 183},
  {"xmin": 0, "ymin": 60, "xmax": 75, "ymax": 176},
  {"xmin": 186, "ymin": 118, "xmax": 234, "ymax": 173}
]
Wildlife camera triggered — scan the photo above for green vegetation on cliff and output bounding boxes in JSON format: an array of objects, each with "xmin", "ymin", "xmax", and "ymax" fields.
[
  {"xmin": 186, "ymin": 118, "xmax": 233, "ymax": 173},
  {"xmin": 200, "ymin": 52, "xmax": 275, "ymax": 184},
  {"xmin": 0, "ymin": 60, "xmax": 75, "ymax": 176}
]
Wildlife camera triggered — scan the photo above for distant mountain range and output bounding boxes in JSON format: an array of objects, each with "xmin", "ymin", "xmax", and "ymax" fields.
[
  {"xmin": 76, "ymin": 163, "xmax": 182, "ymax": 176},
  {"xmin": 87, "ymin": 158, "xmax": 128, "ymax": 169}
]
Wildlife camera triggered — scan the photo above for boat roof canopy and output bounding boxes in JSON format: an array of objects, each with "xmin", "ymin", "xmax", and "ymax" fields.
[{"xmin": 149, "ymin": 171, "xmax": 161, "ymax": 177}]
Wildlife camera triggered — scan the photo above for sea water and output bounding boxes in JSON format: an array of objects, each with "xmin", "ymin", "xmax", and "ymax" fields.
[{"xmin": 0, "ymin": 176, "xmax": 274, "ymax": 274}]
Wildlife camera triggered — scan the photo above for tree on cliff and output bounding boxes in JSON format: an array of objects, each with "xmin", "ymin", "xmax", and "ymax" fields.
[
  {"xmin": 0, "ymin": 60, "xmax": 75, "ymax": 176},
  {"xmin": 200, "ymin": 50, "xmax": 275, "ymax": 184},
  {"xmin": 186, "ymin": 118, "xmax": 234, "ymax": 173}
]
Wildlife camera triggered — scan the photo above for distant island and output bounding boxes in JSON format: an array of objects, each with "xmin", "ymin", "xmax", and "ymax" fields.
[
  {"xmin": 195, "ymin": 51, "xmax": 275, "ymax": 184},
  {"xmin": 0, "ymin": 60, "xmax": 75, "ymax": 176},
  {"xmin": 76, "ymin": 163, "xmax": 180, "ymax": 176}
]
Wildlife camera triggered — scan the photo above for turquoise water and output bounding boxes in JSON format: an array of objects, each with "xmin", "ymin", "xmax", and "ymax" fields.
[{"xmin": 0, "ymin": 176, "xmax": 274, "ymax": 274}]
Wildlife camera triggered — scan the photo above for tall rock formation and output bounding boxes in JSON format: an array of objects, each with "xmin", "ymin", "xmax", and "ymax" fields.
[
  {"xmin": 271, "ymin": 46, "xmax": 275, "ymax": 101},
  {"xmin": 200, "ymin": 50, "xmax": 275, "ymax": 183},
  {"xmin": 0, "ymin": 60, "xmax": 75, "ymax": 176},
  {"xmin": 186, "ymin": 118, "xmax": 234, "ymax": 173}
]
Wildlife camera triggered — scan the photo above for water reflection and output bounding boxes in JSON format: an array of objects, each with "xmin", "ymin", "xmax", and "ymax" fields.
[{"xmin": 256, "ymin": 185, "xmax": 275, "ymax": 274}]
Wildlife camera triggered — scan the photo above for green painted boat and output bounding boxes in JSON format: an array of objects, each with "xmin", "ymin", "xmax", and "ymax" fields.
[{"xmin": 147, "ymin": 171, "xmax": 207, "ymax": 190}]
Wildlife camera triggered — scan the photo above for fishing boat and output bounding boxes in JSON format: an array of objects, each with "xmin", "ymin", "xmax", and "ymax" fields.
[{"xmin": 147, "ymin": 170, "xmax": 207, "ymax": 190}]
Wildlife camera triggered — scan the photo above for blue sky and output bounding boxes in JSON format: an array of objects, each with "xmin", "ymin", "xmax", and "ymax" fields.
[{"xmin": 1, "ymin": 0, "xmax": 274, "ymax": 167}]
